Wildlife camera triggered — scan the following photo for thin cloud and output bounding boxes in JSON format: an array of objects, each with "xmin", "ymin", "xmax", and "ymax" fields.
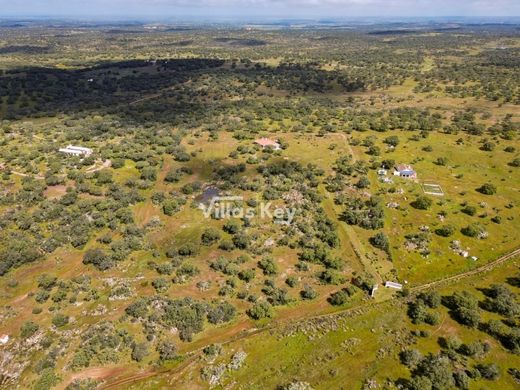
[{"xmin": 1, "ymin": 0, "xmax": 519, "ymax": 18}]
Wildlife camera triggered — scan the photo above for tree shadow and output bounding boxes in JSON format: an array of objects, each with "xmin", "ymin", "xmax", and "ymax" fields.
[{"xmin": 0, "ymin": 58, "xmax": 366, "ymax": 126}]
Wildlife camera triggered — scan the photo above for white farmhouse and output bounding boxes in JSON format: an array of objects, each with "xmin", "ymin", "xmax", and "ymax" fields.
[
  {"xmin": 59, "ymin": 145, "xmax": 93, "ymax": 157},
  {"xmin": 0, "ymin": 334, "xmax": 9, "ymax": 345}
]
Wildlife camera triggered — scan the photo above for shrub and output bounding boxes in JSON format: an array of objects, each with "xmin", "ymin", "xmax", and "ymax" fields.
[
  {"xmin": 157, "ymin": 340, "xmax": 177, "ymax": 361},
  {"xmin": 370, "ymin": 232, "xmax": 390, "ymax": 252},
  {"xmin": 201, "ymin": 227, "xmax": 221, "ymax": 245},
  {"xmin": 300, "ymin": 285, "xmax": 318, "ymax": 300},
  {"xmin": 352, "ymin": 272, "xmax": 375, "ymax": 292},
  {"xmin": 177, "ymin": 242, "xmax": 199, "ymax": 256},
  {"xmin": 384, "ymin": 135, "xmax": 400, "ymax": 147},
  {"xmin": 232, "ymin": 233, "xmax": 250, "ymax": 249},
  {"xmin": 131, "ymin": 342, "xmax": 149, "ymax": 362},
  {"xmin": 218, "ymin": 239, "xmax": 235, "ymax": 251},
  {"xmin": 477, "ymin": 183, "xmax": 497, "ymax": 195},
  {"xmin": 52, "ymin": 313, "xmax": 69, "ymax": 328},
  {"xmin": 356, "ymin": 176, "xmax": 370, "ymax": 189},
  {"xmin": 247, "ymin": 302, "xmax": 273, "ymax": 320},
  {"xmin": 83, "ymin": 248, "xmax": 112, "ymax": 270},
  {"xmin": 408, "ymin": 301, "xmax": 428, "ymax": 324},
  {"xmin": 207, "ymin": 302, "xmax": 236, "ymax": 324},
  {"xmin": 445, "ymin": 291, "xmax": 481, "ymax": 328},
  {"xmin": 461, "ymin": 223, "xmax": 486, "ymax": 238},
  {"xmin": 418, "ymin": 291, "xmax": 441, "ymax": 308},
  {"xmin": 34, "ymin": 369, "xmax": 60, "ymax": 390},
  {"xmin": 400, "ymin": 349, "xmax": 422, "ymax": 368},
  {"xmin": 328, "ymin": 290, "xmax": 349, "ymax": 306},
  {"xmin": 163, "ymin": 199, "xmax": 179, "ymax": 216},
  {"xmin": 238, "ymin": 269, "xmax": 255, "ymax": 283},
  {"xmin": 411, "ymin": 196, "xmax": 433, "ymax": 210},
  {"xmin": 21, "ymin": 321, "xmax": 39, "ymax": 338},
  {"xmin": 475, "ymin": 363, "xmax": 500, "ymax": 380},
  {"xmin": 482, "ymin": 284, "xmax": 520, "ymax": 317},
  {"xmin": 223, "ymin": 220, "xmax": 240, "ymax": 234},
  {"xmin": 37, "ymin": 274, "xmax": 57, "ymax": 290},
  {"xmin": 258, "ymin": 257, "xmax": 277, "ymax": 275},
  {"xmin": 203, "ymin": 344, "xmax": 222, "ymax": 357},
  {"xmin": 435, "ymin": 157, "xmax": 448, "ymax": 166},
  {"xmin": 318, "ymin": 270, "xmax": 345, "ymax": 285},
  {"xmin": 461, "ymin": 205, "xmax": 477, "ymax": 216},
  {"xmin": 152, "ymin": 278, "xmax": 169, "ymax": 293},
  {"xmin": 285, "ymin": 276, "xmax": 298, "ymax": 287},
  {"xmin": 435, "ymin": 224, "xmax": 455, "ymax": 237},
  {"xmin": 424, "ymin": 311, "xmax": 440, "ymax": 325},
  {"xmin": 480, "ymin": 142, "xmax": 495, "ymax": 151}
]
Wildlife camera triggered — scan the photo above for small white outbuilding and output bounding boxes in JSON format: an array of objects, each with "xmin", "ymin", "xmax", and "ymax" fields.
[
  {"xmin": 385, "ymin": 281, "xmax": 403, "ymax": 290},
  {"xmin": 59, "ymin": 145, "xmax": 93, "ymax": 157}
]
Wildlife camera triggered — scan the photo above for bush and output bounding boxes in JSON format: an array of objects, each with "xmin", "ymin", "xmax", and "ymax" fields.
[
  {"xmin": 328, "ymin": 289, "xmax": 351, "ymax": 306},
  {"xmin": 418, "ymin": 291, "xmax": 441, "ymax": 308},
  {"xmin": 157, "ymin": 340, "xmax": 177, "ymax": 361},
  {"xmin": 477, "ymin": 183, "xmax": 497, "ymax": 195},
  {"xmin": 411, "ymin": 196, "xmax": 432, "ymax": 210},
  {"xmin": 435, "ymin": 225, "xmax": 455, "ymax": 237},
  {"xmin": 258, "ymin": 257, "xmax": 277, "ymax": 275},
  {"xmin": 34, "ymin": 368, "xmax": 60, "ymax": 390},
  {"xmin": 52, "ymin": 313, "xmax": 69, "ymax": 328},
  {"xmin": 482, "ymin": 284, "xmax": 520, "ymax": 317},
  {"xmin": 177, "ymin": 242, "xmax": 199, "ymax": 256},
  {"xmin": 384, "ymin": 135, "xmax": 400, "ymax": 147},
  {"xmin": 461, "ymin": 223, "xmax": 486, "ymax": 238},
  {"xmin": 207, "ymin": 302, "xmax": 236, "ymax": 324},
  {"xmin": 163, "ymin": 199, "xmax": 179, "ymax": 216},
  {"xmin": 408, "ymin": 301, "xmax": 428, "ymax": 324},
  {"xmin": 218, "ymin": 239, "xmax": 235, "ymax": 251},
  {"xmin": 352, "ymin": 272, "xmax": 375, "ymax": 292},
  {"xmin": 21, "ymin": 321, "xmax": 39, "ymax": 338},
  {"xmin": 285, "ymin": 276, "xmax": 298, "ymax": 287},
  {"xmin": 369, "ymin": 232, "xmax": 390, "ymax": 252},
  {"xmin": 247, "ymin": 302, "xmax": 273, "ymax": 320},
  {"xmin": 203, "ymin": 344, "xmax": 222, "ymax": 357},
  {"xmin": 356, "ymin": 176, "xmax": 370, "ymax": 189},
  {"xmin": 318, "ymin": 270, "xmax": 345, "ymax": 285},
  {"xmin": 400, "ymin": 349, "xmax": 422, "ymax": 368},
  {"xmin": 223, "ymin": 220, "xmax": 240, "ymax": 234},
  {"xmin": 232, "ymin": 233, "xmax": 250, "ymax": 249},
  {"xmin": 435, "ymin": 157, "xmax": 448, "ymax": 166},
  {"xmin": 445, "ymin": 291, "xmax": 480, "ymax": 328},
  {"xmin": 238, "ymin": 269, "xmax": 255, "ymax": 283},
  {"xmin": 37, "ymin": 274, "xmax": 57, "ymax": 290},
  {"xmin": 461, "ymin": 205, "xmax": 477, "ymax": 216},
  {"xmin": 83, "ymin": 248, "xmax": 112, "ymax": 270},
  {"xmin": 480, "ymin": 142, "xmax": 495, "ymax": 151},
  {"xmin": 475, "ymin": 363, "xmax": 500, "ymax": 380},
  {"xmin": 152, "ymin": 278, "xmax": 169, "ymax": 293},
  {"xmin": 201, "ymin": 227, "xmax": 221, "ymax": 245},
  {"xmin": 300, "ymin": 285, "xmax": 318, "ymax": 300},
  {"xmin": 131, "ymin": 342, "xmax": 149, "ymax": 362},
  {"xmin": 424, "ymin": 311, "xmax": 440, "ymax": 325}
]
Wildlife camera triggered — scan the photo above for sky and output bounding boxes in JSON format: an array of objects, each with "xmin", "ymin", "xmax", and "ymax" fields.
[{"xmin": 1, "ymin": 0, "xmax": 519, "ymax": 20}]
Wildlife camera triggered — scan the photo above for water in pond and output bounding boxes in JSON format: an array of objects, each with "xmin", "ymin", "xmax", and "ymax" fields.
[{"xmin": 196, "ymin": 186, "xmax": 220, "ymax": 205}]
